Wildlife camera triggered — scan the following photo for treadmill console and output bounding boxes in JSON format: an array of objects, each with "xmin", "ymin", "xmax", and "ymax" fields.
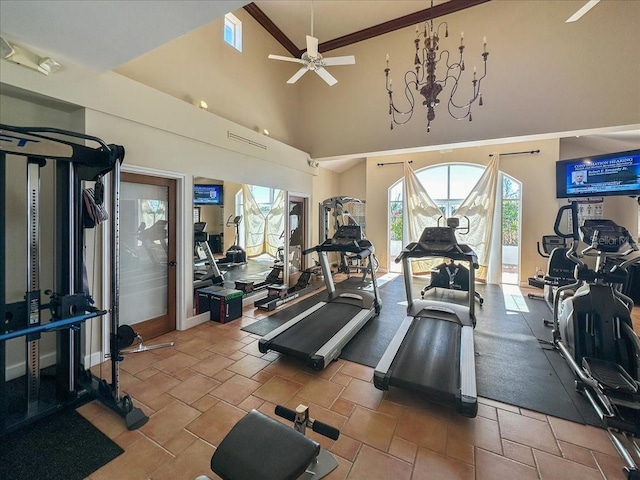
[
  {"xmin": 580, "ymin": 219, "xmax": 632, "ymax": 253},
  {"xmin": 418, "ymin": 227, "xmax": 459, "ymax": 252},
  {"xmin": 332, "ymin": 225, "xmax": 363, "ymax": 246}
]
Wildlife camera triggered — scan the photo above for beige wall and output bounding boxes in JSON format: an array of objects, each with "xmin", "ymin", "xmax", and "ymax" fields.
[
  {"xmin": 296, "ymin": 0, "xmax": 640, "ymax": 159},
  {"xmin": 363, "ymin": 138, "xmax": 638, "ymax": 282},
  {"xmin": 114, "ymin": 8, "xmax": 302, "ymax": 149}
]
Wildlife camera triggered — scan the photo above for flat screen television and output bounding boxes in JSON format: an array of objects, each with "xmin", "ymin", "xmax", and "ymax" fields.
[
  {"xmin": 194, "ymin": 184, "xmax": 223, "ymax": 205},
  {"xmin": 556, "ymin": 149, "xmax": 640, "ymax": 199}
]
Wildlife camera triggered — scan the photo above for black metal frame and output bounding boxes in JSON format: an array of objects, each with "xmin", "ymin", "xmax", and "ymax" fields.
[{"xmin": 0, "ymin": 124, "xmax": 146, "ymax": 435}]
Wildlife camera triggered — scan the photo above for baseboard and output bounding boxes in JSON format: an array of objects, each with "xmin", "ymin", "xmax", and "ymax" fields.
[
  {"xmin": 181, "ymin": 312, "xmax": 210, "ymax": 330},
  {"xmin": 5, "ymin": 350, "xmax": 57, "ymax": 381}
]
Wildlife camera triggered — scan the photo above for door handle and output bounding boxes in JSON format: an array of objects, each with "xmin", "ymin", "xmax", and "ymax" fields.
[{"xmin": 168, "ymin": 261, "xmax": 177, "ymax": 267}]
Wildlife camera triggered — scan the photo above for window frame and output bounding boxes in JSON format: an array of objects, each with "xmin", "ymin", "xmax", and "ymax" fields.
[{"xmin": 224, "ymin": 13, "xmax": 242, "ymax": 52}]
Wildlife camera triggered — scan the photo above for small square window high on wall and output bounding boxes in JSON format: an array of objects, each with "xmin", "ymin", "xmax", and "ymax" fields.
[{"xmin": 224, "ymin": 13, "xmax": 242, "ymax": 52}]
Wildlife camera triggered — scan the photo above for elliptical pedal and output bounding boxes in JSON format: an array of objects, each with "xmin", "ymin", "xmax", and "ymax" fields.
[{"xmin": 583, "ymin": 357, "xmax": 638, "ymax": 394}]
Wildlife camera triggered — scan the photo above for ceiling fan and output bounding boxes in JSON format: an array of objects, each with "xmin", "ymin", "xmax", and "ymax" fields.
[
  {"xmin": 268, "ymin": 3, "xmax": 355, "ymax": 86},
  {"xmin": 566, "ymin": 0, "xmax": 600, "ymax": 22}
]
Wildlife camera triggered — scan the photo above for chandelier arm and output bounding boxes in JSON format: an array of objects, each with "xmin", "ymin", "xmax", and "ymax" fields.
[{"xmin": 447, "ymin": 60, "xmax": 487, "ymax": 111}]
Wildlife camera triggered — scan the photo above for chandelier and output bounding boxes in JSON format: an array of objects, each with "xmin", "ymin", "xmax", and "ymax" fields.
[{"xmin": 385, "ymin": 0, "xmax": 489, "ymax": 132}]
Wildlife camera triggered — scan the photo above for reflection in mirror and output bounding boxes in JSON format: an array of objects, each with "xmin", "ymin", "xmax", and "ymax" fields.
[{"xmin": 192, "ymin": 179, "xmax": 286, "ymax": 308}]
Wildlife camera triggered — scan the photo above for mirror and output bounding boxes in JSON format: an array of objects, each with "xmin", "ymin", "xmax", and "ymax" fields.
[{"xmin": 193, "ymin": 178, "xmax": 297, "ymax": 309}]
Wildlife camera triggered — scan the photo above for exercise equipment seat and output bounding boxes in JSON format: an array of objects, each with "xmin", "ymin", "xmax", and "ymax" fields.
[{"xmin": 209, "ymin": 409, "xmax": 320, "ymax": 480}]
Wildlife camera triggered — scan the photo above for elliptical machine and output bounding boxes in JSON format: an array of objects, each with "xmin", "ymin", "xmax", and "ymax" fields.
[{"xmin": 552, "ymin": 201, "xmax": 640, "ymax": 479}]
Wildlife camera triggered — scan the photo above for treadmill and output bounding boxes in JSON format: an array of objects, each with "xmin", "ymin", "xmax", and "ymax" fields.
[
  {"xmin": 374, "ymin": 223, "xmax": 479, "ymax": 417},
  {"xmin": 259, "ymin": 225, "xmax": 381, "ymax": 370}
]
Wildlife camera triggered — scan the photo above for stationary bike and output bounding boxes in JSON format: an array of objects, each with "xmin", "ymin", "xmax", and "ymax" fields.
[{"xmin": 551, "ymin": 202, "xmax": 640, "ymax": 479}]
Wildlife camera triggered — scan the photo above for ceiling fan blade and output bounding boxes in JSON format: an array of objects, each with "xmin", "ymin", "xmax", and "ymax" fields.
[
  {"xmin": 268, "ymin": 54, "xmax": 305, "ymax": 64},
  {"xmin": 315, "ymin": 67, "xmax": 338, "ymax": 86},
  {"xmin": 322, "ymin": 55, "xmax": 356, "ymax": 66},
  {"xmin": 287, "ymin": 67, "xmax": 309, "ymax": 84},
  {"xmin": 566, "ymin": 0, "xmax": 600, "ymax": 22},
  {"xmin": 306, "ymin": 35, "xmax": 319, "ymax": 58}
]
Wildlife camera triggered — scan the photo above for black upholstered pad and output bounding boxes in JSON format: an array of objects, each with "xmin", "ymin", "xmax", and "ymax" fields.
[{"xmin": 210, "ymin": 409, "xmax": 320, "ymax": 480}]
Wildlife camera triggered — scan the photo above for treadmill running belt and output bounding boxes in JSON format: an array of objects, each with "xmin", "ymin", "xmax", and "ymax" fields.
[
  {"xmin": 268, "ymin": 302, "xmax": 363, "ymax": 358},
  {"xmin": 390, "ymin": 317, "xmax": 461, "ymax": 401}
]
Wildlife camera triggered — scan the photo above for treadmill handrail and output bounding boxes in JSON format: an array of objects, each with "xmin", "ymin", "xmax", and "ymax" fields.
[
  {"xmin": 396, "ymin": 241, "xmax": 479, "ymax": 268},
  {"xmin": 303, "ymin": 240, "xmax": 374, "ymax": 258}
]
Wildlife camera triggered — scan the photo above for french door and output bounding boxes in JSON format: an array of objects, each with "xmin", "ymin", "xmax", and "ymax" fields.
[{"xmin": 120, "ymin": 173, "xmax": 177, "ymax": 339}]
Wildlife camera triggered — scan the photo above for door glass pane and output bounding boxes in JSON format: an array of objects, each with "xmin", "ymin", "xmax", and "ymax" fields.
[{"xmin": 120, "ymin": 182, "xmax": 169, "ymax": 325}]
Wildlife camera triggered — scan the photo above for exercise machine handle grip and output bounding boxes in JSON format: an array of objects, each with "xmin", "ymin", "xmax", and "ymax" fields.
[
  {"xmin": 274, "ymin": 405, "xmax": 340, "ymax": 440},
  {"xmin": 274, "ymin": 404, "xmax": 296, "ymax": 422},
  {"xmin": 553, "ymin": 202, "xmax": 579, "ymax": 240},
  {"xmin": 311, "ymin": 420, "xmax": 340, "ymax": 440}
]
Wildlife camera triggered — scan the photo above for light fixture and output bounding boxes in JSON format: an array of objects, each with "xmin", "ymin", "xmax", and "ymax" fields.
[
  {"xmin": 384, "ymin": 0, "xmax": 489, "ymax": 133},
  {"xmin": 0, "ymin": 36, "xmax": 62, "ymax": 76},
  {"xmin": 198, "ymin": 100, "xmax": 208, "ymax": 110}
]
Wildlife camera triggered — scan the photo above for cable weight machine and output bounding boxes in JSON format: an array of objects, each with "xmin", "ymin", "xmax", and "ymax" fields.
[{"xmin": 0, "ymin": 124, "xmax": 147, "ymax": 435}]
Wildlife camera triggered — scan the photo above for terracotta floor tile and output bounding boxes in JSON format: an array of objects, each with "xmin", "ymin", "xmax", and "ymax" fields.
[
  {"xmin": 210, "ymin": 373, "xmax": 261, "ymax": 405},
  {"xmin": 297, "ymin": 377, "xmax": 345, "ymax": 408},
  {"xmin": 143, "ymin": 392, "xmax": 176, "ymax": 412},
  {"xmin": 330, "ymin": 372, "xmax": 352, "ymax": 386},
  {"xmin": 476, "ymin": 402, "xmax": 497, "ymax": 421},
  {"xmin": 339, "ymin": 362, "xmax": 375, "ymax": 382},
  {"xmin": 394, "ymin": 407, "xmax": 448, "ymax": 454},
  {"xmin": 388, "ymin": 435, "xmax": 417, "ymax": 464},
  {"xmin": 162, "ymin": 428, "xmax": 198, "ymax": 455},
  {"xmin": 171, "ymin": 367, "xmax": 199, "ymax": 382},
  {"xmin": 123, "ymin": 371, "xmax": 179, "ymax": 405},
  {"xmin": 446, "ymin": 432, "xmax": 475, "ymax": 465},
  {"xmin": 252, "ymin": 375, "xmax": 304, "ymax": 405},
  {"xmin": 207, "ymin": 337, "xmax": 247, "ymax": 356},
  {"xmin": 502, "ymin": 439, "xmax": 536, "ymax": 467},
  {"xmin": 332, "ymin": 397, "xmax": 356, "ymax": 417},
  {"xmin": 346, "ymin": 444, "xmax": 412, "ymax": 480},
  {"xmin": 331, "ymin": 434, "xmax": 362, "ymax": 462},
  {"xmin": 186, "ymin": 401, "xmax": 247, "ymax": 446},
  {"xmin": 168, "ymin": 373, "xmax": 220, "ymax": 404},
  {"xmin": 251, "ymin": 369, "xmax": 275, "ymax": 383},
  {"xmin": 592, "ymin": 450, "xmax": 628, "ymax": 480},
  {"xmin": 118, "ymin": 350, "xmax": 163, "ymax": 375},
  {"xmin": 475, "ymin": 447, "xmax": 539, "ymax": 480},
  {"xmin": 139, "ymin": 400, "xmax": 201, "ymax": 445},
  {"xmin": 339, "ymin": 377, "xmax": 385, "ymax": 410},
  {"xmin": 191, "ymin": 394, "xmax": 219, "ymax": 412},
  {"xmin": 226, "ymin": 354, "xmax": 271, "ymax": 377},
  {"xmin": 558, "ymin": 440, "xmax": 598, "ymax": 468},
  {"xmin": 478, "ymin": 396, "xmax": 520, "ymax": 413},
  {"xmin": 110, "ymin": 428, "xmax": 143, "ymax": 451},
  {"xmin": 325, "ymin": 453, "xmax": 352, "ymax": 480},
  {"xmin": 411, "ymin": 446, "xmax": 475, "ymax": 480},
  {"xmin": 237, "ymin": 394, "xmax": 264, "ymax": 412},
  {"xmin": 173, "ymin": 336, "xmax": 214, "ymax": 356},
  {"xmin": 548, "ymin": 416, "xmax": 619, "ymax": 457},
  {"xmin": 448, "ymin": 413, "xmax": 503, "ymax": 455},
  {"xmin": 149, "ymin": 438, "xmax": 215, "ymax": 480},
  {"xmin": 534, "ymin": 448, "xmax": 604, "ymax": 480},
  {"xmin": 342, "ymin": 406, "xmax": 397, "ymax": 452},
  {"xmin": 376, "ymin": 399, "xmax": 403, "ymax": 419},
  {"xmin": 90, "ymin": 435, "xmax": 173, "ymax": 480},
  {"xmin": 264, "ymin": 356, "xmax": 308, "ymax": 378},
  {"xmin": 498, "ymin": 408, "xmax": 560, "ymax": 455},
  {"xmin": 190, "ymin": 353, "xmax": 235, "ymax": 377}
]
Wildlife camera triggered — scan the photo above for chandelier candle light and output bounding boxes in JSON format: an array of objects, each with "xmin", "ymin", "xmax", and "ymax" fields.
[{"xmin": 385, "ymin": 0, "xmax": 489, "ymax": 132}]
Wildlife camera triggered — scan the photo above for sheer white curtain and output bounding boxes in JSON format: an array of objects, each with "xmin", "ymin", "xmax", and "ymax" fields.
[
  {"xmin": 453, "ymin": 154, "xmax": 501, "ymax": 282},
  {"xmin": 264, "ymin": 190, "xmax": 285, "ymax": 258},
  {"xmin": 403, "ymin": 161, "xmax": 443, "ymax": 274},
  {"xmin": 241, "ymin": 185, "xmax": 285, "ymax": 258},
  {"xmin": 242, "ymin": 185, "xmax": 266, "ymax": 257}
]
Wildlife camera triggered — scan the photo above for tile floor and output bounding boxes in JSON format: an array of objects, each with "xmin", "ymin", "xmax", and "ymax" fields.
[{"xmin": 79, "ymin": 289, "xmax": 640, "ymax": 480}]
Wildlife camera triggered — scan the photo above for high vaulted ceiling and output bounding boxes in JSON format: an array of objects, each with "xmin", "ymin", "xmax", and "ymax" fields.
[{"xmin": 0, "ymin": 0, "xmax": 484, "ymax": 72}]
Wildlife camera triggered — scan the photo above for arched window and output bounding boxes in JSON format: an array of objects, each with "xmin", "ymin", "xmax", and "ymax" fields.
[{"xmin": 388, "ymin": 164, "xmax": 522, "ymax": 284}]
